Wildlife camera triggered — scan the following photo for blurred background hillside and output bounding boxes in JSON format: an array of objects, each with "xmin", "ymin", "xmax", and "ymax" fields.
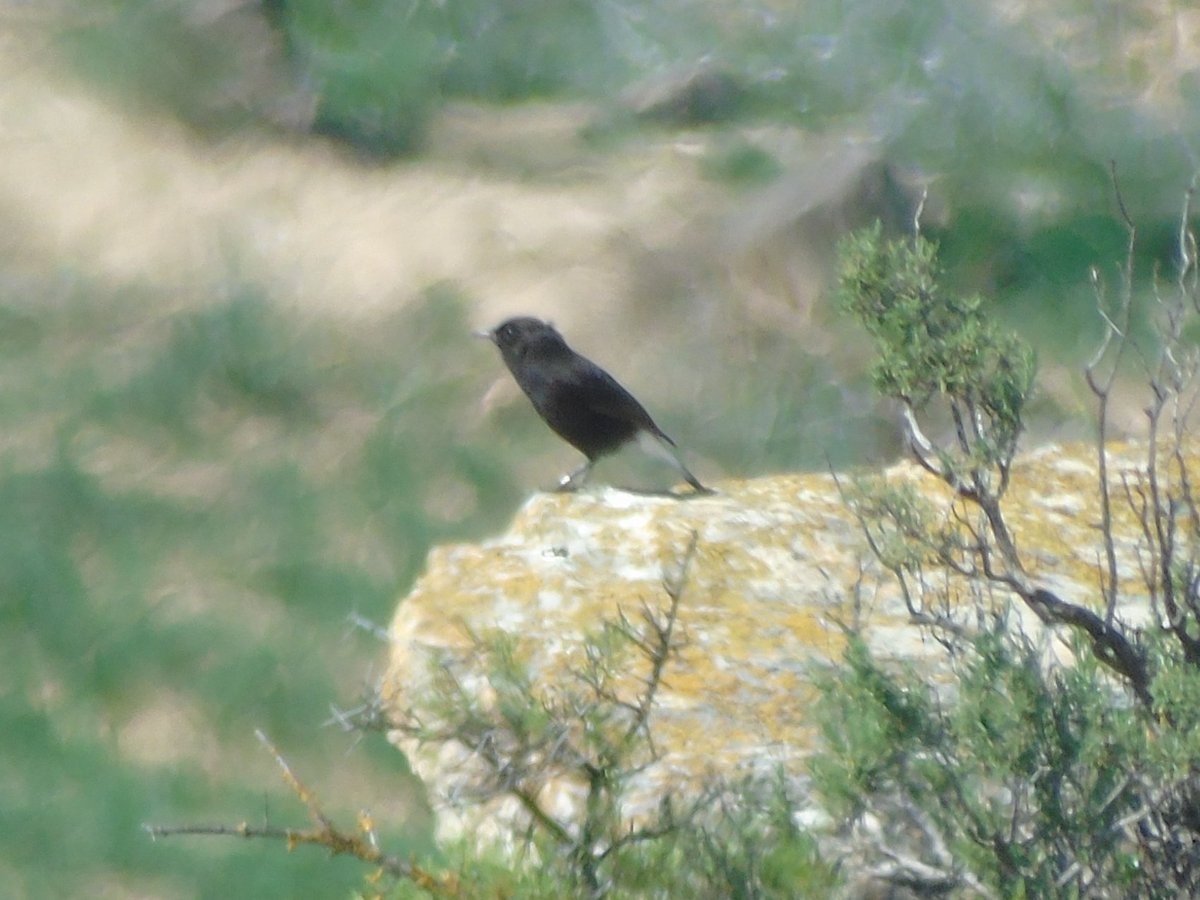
[{"xmin": 1, "ymin": 0, "xmax": 1198, "ymax": 895}]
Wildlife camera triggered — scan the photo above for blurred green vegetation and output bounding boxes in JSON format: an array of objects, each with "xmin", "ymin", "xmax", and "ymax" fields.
[
  {"xmin": 700, "ymin": 138, "xmax": 783, "ymax": 185},
  {"xmin": 0, "ymin": 275, "xmax": 516, "ymax": 896},
  {"xmin": 55, "ymin": 0, "xmax": 1200, "ymax": 329},
  {"xmin": 275, "ymin": 1, "xmax": 441, "ymax": 156}
]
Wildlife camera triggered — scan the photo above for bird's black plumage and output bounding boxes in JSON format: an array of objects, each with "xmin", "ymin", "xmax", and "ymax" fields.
[{"xmin": 480, "ymin": 316, "xmax": 711, "ymax": 493}]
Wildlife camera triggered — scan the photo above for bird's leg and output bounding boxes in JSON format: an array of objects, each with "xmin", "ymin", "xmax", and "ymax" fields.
[{"xmin": 556, "ymin": 459, "xmax": 594, "ymax": 492}]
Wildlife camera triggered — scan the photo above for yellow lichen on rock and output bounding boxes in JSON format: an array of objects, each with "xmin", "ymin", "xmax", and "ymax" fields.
[{"xmin": 381, "ymin": 442, "xmax": 1180, "ymax": 848}]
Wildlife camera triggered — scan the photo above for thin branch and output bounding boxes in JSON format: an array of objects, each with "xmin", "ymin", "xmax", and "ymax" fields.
[
  {"xmin": 1086, "ymin": 164, "xmax": 1139, "ymax": 622},
  {"xmin": 144, "ymin": 731, "xmax": 458, "ymax": 894},
  {"xmin": 912, "ymin": 186, "xmax": 929, "ymax": 239},
  {"xmin": 345, "ymin": 611, "xmax": 391, "ymax": 643},
  {"xmin": 901, "ymin": 405, "xmax": 944, "ymax": 479},
  {"xmin": 1110, "ymin": 159, "xmax": 1135, "ymax": 231},
  {"xmin": 623, "ymin": 532, "xmax": 696, "ymax": 749}
]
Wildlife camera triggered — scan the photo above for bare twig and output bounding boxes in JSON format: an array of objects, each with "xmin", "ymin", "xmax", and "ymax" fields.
[
  {"xmin": 623, "ymin": 531, "xmax": 696, "ymax": 749},
  {"xmin": 387, "ymin": 533, "xmax": 704, "ymax": 895},
  {"xmin": 1086, "ymin": 165, "xmax": 1139, "ymax": 624},
  {"xmin": 345, "ymin": 611, "xmax": 391, "ymax": 643},
  {"xmin": 912, "ymin": 186, "xmax": 929, "ymax": 239},
  {"xmin": 144, "ymin": 730, "xmax": 457, "ymax": 895}
]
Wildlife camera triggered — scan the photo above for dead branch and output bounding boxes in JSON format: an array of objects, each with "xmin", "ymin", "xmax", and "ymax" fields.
[
  {"xmin": 144, "ymin": 730, "xmax": 457, "ymax": 896},
  {"xmin": 622, "ymin": 530, "xmax": 696, "ymax": 750}
]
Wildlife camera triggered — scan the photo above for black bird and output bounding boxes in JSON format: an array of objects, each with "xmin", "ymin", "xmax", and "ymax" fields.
[{"xmin": 479, "ymin": 316, "xmax": 713, "ymax": 494}]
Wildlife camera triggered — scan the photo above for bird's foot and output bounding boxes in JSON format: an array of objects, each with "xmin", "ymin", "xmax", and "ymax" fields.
[
  {"xmin": 554, "ymin": 462, "xmax": 593, "ymax": 493},
  {"xmin": 555, "ymin": 471, "xmax": 590, "ymax": 492}
]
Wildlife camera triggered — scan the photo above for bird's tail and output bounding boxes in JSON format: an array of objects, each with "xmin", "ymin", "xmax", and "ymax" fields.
[{"xmin": 636, "ymin": 431, "xmax": 714, "ymax": 495}]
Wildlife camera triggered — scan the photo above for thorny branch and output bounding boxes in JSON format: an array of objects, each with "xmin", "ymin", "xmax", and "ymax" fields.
[
  {"xmin": 1084, "ymin": 167, "xmax": 1135, "ymax": 624},
  {"xmin": 833, "ymin": 174, "xmax": 1200, "ymax": 899},
  {"xmin": 388, "ymin": 534, "xmax": 701, "ymax": 895},
  {"xmin": 613, "ymin": 530, "xmax": 696, "ymax": 753},
  {"xmin": 144, "ymin": 730, "xmax": 457, "ymax": 895},
  {"xmin": 846, "ymin": 173, "xmax": 1183, "ymax": 707},
  {"xmin": 1085, "ymin": 167, "xmax": 1200, "ymax": 683}
]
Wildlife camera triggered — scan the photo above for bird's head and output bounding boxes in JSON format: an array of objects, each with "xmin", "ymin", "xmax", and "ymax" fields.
[{"xmin": 476, "ymin": 317, "xmax": 568, "ymax": 365}]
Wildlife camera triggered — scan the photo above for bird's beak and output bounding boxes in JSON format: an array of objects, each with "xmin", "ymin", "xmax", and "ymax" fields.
[{"xmin": 473, "ymin": 328, "xmax": 496, "ymax": 343}]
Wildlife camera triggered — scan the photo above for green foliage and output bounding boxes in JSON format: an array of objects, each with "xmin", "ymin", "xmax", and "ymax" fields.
[
  {"xmin": 393, "ymin": 580, "xmax": 840, "ymax": 898},
  {"xmin": 415, "ymin": 0, "xmax": 614, "ymax": 101},
  {"xmin": 54, "ymin": 0, "xmax": 1200, "ymax": 278},
  {"xmin": 266, "ymin": 0, "xmax": 633, "ymax": 155},
  {"xmin": 837, "ymin": 223, "xmax": 1036, "ymax": 464},
  {"xmin": 391, "ymin": 813, "xmax": 836, "ymax": 900},
  {"xmin": 843, "ymin": 478, "xmax": 960, "ymax": 571},
  {"xmin": 826, "ymin": 193, "xmax": 1200, "ymax": 894},
  {"xmin": 809, "ymin": 637, "xmax": 940, "ymax": 819},
  {"xmin": 57, "ymin": 0, "xmax": 621, "ymax": 156},
  {"xmin": 700, "ymin": 138, "xmax": 783, "ymax": 186},
  {"xmin": 59, "ymin": 0, "xmax": 265, "ymax": 129},
  {"xmin": 813, "ymin": 625, "xmax": 1155, "ymax": 896},
  {"xmin": 278, "ymin": 0, "xmax": 439, "ymax": 156},
  {"xmin": 0, "ymin": 273, "xmax": 514, "ymax": 896},
  {"xmin": 89, "ymin": 290, "xmax": 316, "ymax": 435},
  {"xmin": 1144, "ymin": 633, "xmax": 1200, "ymax": 780}
]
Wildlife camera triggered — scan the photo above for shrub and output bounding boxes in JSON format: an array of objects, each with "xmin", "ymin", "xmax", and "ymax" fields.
[{"xmin": 817, "ymin": 190, "xmax": 1200, "ymax": 895}]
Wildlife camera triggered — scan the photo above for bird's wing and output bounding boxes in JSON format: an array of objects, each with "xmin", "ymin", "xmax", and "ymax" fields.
[{"xmin": 569, "ymin": 360, "xmax": 677, "ymax": 446}]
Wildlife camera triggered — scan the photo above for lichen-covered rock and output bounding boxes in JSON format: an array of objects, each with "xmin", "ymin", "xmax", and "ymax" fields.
[{"xmin": 381, "ymin": 442, "xmax": 1157, "ymax": 849}]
